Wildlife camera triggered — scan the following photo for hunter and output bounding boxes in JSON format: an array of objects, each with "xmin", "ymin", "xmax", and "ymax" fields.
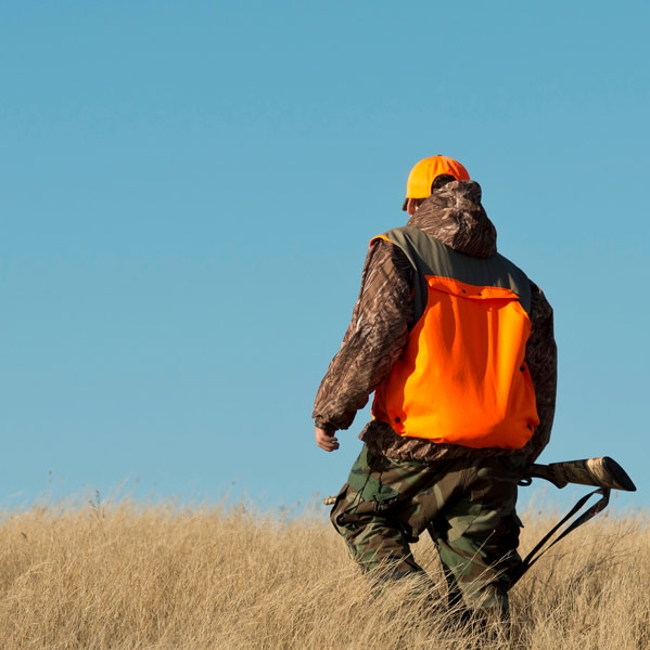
[{"xmin": 312, "ymin": 155, "xmax": 557, "ymax": 634}]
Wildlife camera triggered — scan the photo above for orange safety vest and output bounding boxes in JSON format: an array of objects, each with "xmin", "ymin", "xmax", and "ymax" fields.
[{"xmin": 371, "ymin": 227, "xmax": 539, "ymax": 449}]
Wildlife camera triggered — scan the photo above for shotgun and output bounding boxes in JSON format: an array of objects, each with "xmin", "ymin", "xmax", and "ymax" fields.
[{"xmin": 322, "ymin": 456, "xmax": 636, "ymax": 506}]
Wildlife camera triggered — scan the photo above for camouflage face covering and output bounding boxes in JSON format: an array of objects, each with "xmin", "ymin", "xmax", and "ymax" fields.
[{"xmin": 330, "ymin": 445, "xmax": 524, "ymax": 621}]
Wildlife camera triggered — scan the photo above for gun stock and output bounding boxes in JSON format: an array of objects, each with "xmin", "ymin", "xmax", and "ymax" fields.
[{"xmin": 525, "ymin": 456, "xmax": 636, "ymax": 492}]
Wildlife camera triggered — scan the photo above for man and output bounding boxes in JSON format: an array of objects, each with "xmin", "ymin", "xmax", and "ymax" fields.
[{"xmin": 312, "ymin": 155, "xmax": 557, "ymax": 631}]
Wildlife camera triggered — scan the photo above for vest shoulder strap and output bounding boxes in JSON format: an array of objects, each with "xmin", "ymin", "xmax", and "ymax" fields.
[{"xmin": 376, "ymin": 226, "xmax": 532, "ymax": 322}]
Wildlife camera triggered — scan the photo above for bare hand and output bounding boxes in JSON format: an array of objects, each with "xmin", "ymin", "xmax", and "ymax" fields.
[{"xmin": 315, "ymin": 426, "xmax": 340, "ymax": 452}]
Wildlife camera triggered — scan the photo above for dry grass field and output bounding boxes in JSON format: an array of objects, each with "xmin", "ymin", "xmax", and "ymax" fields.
[{"xmin": 0, "ymin": 494, "xmax": 646, "ymax": 649}]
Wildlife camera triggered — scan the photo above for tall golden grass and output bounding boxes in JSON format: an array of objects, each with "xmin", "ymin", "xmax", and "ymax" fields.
[{"xmin": 0, "ymin": 493, "xmax": 646, "ymax": 649}]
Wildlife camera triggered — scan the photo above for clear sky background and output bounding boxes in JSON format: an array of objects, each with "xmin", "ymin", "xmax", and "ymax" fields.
[{"xmin": 2, "ymin": 1, "xmax": 648, "ymax": 514}]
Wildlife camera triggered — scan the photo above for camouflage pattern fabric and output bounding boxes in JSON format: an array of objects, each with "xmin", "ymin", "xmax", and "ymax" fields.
[{"xmin": 330, "ymin": 445, "xmax": 524, "ymax": 623}]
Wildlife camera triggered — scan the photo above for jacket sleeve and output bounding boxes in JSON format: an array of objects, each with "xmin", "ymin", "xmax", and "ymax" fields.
[
  {"xmin": 312, "ymin": 239, "xmax": 414, "ymax": 432},
  {"xmin": 522, "ymin": 283, "xmax": 558, "ymax": 462}
]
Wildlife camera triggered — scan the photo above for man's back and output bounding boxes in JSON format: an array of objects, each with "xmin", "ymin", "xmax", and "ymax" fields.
[
  {"xmin": 371, "ymin": 221, "xmax": 539, "ymax": 449},
  {"xmin": 313, "ymin": 178, "xmax": 557, "ymax": 464}
]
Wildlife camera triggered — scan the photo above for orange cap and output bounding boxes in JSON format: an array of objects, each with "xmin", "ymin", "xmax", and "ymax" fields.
[{"xmin": 402, "ymin": 155, "xmax": 470, "ymax": 210}]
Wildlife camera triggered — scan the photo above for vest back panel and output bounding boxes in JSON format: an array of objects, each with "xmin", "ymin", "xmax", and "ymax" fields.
[{"xmin": 370, "ymin": 228, "xmax": 539, "ymax": 449}]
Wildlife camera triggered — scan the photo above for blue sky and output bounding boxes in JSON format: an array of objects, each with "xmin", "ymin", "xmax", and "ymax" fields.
[{"xmin": 1, "ymin": 1, "xmax": 647, "ymax": 513}]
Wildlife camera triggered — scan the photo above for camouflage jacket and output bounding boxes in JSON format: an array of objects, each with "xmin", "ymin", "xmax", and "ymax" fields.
[{"xmin": 313, "ymin": 180, "xmax": 557, "ymax": 463}]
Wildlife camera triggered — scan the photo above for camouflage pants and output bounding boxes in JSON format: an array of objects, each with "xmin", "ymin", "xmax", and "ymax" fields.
[{"xmin": 330, "ymin": 445, "xmax": 523, "ymax": 622}]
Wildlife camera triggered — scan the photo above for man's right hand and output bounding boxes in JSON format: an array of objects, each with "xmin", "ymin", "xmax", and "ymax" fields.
[{"xmin": 315, "ymin": 426, "xmax": 340, "ymax": 452}]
